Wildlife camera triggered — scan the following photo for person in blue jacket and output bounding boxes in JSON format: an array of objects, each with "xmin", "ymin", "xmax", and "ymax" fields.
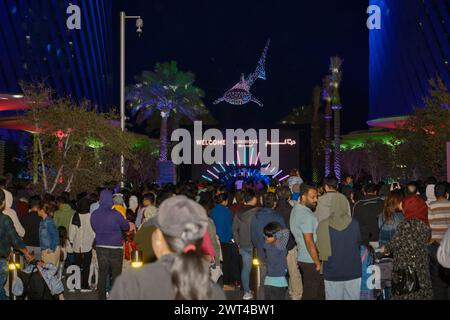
[
  {"xmin": 210, "ymin": 192, "xmax": 240, "ymax": 291},
  {"xmin": 37, "ymin": 201, "xmax": 61, "ymax": 267}
]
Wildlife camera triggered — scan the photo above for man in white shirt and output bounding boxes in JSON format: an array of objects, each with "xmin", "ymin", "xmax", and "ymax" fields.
[{"xmin": 438, "ymin": 228, "xmax": 450, "ymax": 269}]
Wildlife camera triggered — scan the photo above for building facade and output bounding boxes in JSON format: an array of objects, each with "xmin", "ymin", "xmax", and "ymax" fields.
[
  {"xmin": 368, "ymin": 0, "xmax": 449, "ymax": 128},
  {"xmin": 0, "ymin": 0, "xmax": 113, "ymax": 111}
]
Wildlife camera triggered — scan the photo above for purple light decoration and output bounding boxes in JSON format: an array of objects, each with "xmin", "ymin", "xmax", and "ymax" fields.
[
  {"xmin": 207, "ymin": 170, "xmax": 219, "ymax": 180},
  {"xmin": 266, "ymin": 162, "xmax": 271, "ymax": 169},
  {"xmin": 254, "ymin": 152, "xmax": 260, "ymax": 165},
  {"xmin": 273, "ymin": 170, "xmax": 283, "ymax": 179},
  {"xmin": 226, "ymin": 161, "xmax": 230, "ymax": 166},
  {"xmin": 237, "ymin": 149, "xmax": 241, "ymax": 166},
  {"xmin": 279, "ymin": 175, "xmax": 290, "ymax": 182}
]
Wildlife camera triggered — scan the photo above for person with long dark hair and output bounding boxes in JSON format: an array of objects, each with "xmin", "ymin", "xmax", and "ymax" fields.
[
  {"xmin": 109, "ymin": 195, "xmax": 225, "ymax": 300},
  {"xmin": 378, "ymin": 189, "xmax": 404, "ymax": 246}
]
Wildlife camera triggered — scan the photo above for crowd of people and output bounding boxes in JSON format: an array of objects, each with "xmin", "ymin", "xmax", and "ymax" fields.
[{"xmin": 1, "ymin": 173, "xmax": 450, "ymax": 300}]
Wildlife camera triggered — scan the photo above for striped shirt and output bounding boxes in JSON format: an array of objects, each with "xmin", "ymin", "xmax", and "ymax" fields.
[{"xmin": 428, "ymin": 200, "xmax": 450, "ymax": 243}]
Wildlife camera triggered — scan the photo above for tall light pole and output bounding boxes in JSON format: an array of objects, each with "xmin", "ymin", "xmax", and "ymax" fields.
[{"xmin": 120, "ymin": 12, "xmax": 143, "ymax": 188}]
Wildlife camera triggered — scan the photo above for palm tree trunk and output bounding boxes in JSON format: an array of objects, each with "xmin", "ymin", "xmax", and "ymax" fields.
[
  {"xmin": 324, "ymin": 100, "xmax": 332, "ymax": 177},
  {"xmin": 160, "ymin": 113, "xmax": 168, "ymax": 161},
  {"xmin": 333, "ymin": 105, "xmax": 342, "ymax": 182},
  {"xmin": 33, "ymin": 133, "xmax": 38, "ymax": 184},
  {"xmin": 312, "ymin": 86, "xmax": 321, "ymax": 183}
]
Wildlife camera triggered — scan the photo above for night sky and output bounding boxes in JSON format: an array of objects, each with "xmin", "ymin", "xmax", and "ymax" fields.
[{"xmin": 112, "ymin": 0, "xmax": 369, "ymax": 134}]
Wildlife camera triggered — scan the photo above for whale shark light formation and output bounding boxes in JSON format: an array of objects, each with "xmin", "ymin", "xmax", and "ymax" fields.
[{"xmin": 214, "ymin": 39, "xmax": 270, "ymax": 107}]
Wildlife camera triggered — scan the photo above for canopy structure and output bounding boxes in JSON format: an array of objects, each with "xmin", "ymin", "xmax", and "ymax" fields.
[
  {"xmin": 367, "ymin": 116, "xmax": 409, "ymax": 129},
  {"xmin": 0, "ymin": 94, "xmax": 31, "ymax": 112}
]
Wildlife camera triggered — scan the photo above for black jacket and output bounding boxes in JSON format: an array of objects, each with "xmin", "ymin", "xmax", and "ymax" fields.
[
  {"xmin": 20, "ymin": 210, "xmax": 41, "ymax": 247},
  {"xmin": 352, "ymin": 195, "xmax": 384, "ymax": 245}
]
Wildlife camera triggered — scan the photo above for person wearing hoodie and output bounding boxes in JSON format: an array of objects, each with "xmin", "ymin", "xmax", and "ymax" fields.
[
  {"xmin": 316, "ymin": 193, "xmax": 362, "ymax": 300},
  {"xmin": 53, "ymin": 195, "xmax": 75, "ymax": 233},
  {"xmin": 250, "ymin": 192, "xmax": 286, "ymax": 300},
  {"xmin": 2, "ymin": 188, "xmax": 25, "ymax": 237},
  {"xmin": 316, "ymin": 176, "xmax": 351, "ymax": 224},
  {"xmin": 69, "ymin": 196, "xmax": 96, "ymax": 292},
  {"xmin": 233, "ymin": 189, "xmax": 258, "ymax": 300},
  {"xmin": 91, "ymin": 190, "xmax": 134, "ymax": 300}
]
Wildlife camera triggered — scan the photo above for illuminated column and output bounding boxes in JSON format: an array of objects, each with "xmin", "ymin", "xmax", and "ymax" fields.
[
  {"xmin": 322, "ymin": 76, "xmax": 333, "ymax": 178},
  {"xmin": 159, "ymin": 111, "xmax": 169, "ymax": 161},
  {"xmin": 311, "ymin": 86, "xmax": 321, "ymax": 183},
  {"xmin": 157, "ymin": 110, "xmax": 175, "ymax": 185},
  {"xmin": 330, "ymin": 57, "xmax": 343, "ymax": 183}
]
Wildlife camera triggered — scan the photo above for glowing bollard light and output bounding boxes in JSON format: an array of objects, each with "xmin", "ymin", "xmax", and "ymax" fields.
[
  {"xmin": 8, "ymin": 253, "xmax": 21, "ymax": 270},
  {"xmin": 131, "ymin": 250, "xmax": 143, "ymax": 268},
  {"xmin": 8, "ymin": 252, "xmax": 21, "ymax": 300},
  {"xmin": 250, "ymin": 249, "xmax": 261, "ymax": 300}
]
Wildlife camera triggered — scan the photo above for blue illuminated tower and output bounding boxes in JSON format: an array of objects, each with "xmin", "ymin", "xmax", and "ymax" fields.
[
  {"xmin": 0, "ymin": 0, "xmax": 113, "ymax": 111},
  {"xmin": 368, "ymin": 0, "xmax": 449, "ymax": 128}
]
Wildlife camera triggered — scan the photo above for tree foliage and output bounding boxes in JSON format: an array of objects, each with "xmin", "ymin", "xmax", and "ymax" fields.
[
  {"xmin": 22, "ymin": 82, "xmax": 138, "ymax": 195},
  {"xmin": 394, "ymin": 77, "xmax": 450, "ymax": 180},
  {"xmin": 127, "ymin": 61, "xmax": 213, "ymax": 124}
]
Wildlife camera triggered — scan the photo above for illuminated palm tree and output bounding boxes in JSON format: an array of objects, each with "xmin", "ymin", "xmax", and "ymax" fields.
[
  {"xmin": 330, "ymin": 56, "xmax": 343, "ymax": 182},
  {"xmin": 322, "ymin": 76, "xmax": 333, "ymax": 177},
  {"xmin": 126, "ymin": 61, "xmax": 210, "ymax": 162}
]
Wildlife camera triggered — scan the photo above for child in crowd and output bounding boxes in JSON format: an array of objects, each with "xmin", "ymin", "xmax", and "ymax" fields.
[
  {"xmin": 57, "ymin": 226, "xmax": 73, "ymax": 280},
  {"xmin": 263, "ymin": 222, "xmax": 290, "ymax": 300},
  {"xmin": 122, "ymin": 210, "xmax": 137, "ymax": 272}
]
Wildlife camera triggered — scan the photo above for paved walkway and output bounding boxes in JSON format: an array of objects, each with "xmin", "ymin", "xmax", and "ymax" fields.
[{"xmin": 65, "ymin": 289, "xmax": 243, "ymax": 300}]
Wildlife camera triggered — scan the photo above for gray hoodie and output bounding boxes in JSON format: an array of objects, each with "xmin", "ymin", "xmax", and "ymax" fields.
[
  {"xmin": 233, "ymin": 206, "xmax": 256, "ymax": 248},
  {"xmin": 315, "ymin": 192, "xmax": 351, "ymax": 223}
]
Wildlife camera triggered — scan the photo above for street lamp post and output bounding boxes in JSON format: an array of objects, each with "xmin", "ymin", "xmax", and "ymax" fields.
[{"xmin": 120, "ymin": 11, "xmax": 143, "ymax": 188}]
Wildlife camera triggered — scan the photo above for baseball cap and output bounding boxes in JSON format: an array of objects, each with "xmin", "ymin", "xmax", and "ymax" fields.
[{"xmin": 149, "ymin": 195, "xmax": 208, "ymax": 241}]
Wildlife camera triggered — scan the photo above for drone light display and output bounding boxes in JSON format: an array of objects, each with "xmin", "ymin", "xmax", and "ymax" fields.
[{"xmin": 214, "ymin": 39, "xmax": 271, "ymax": 107}]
